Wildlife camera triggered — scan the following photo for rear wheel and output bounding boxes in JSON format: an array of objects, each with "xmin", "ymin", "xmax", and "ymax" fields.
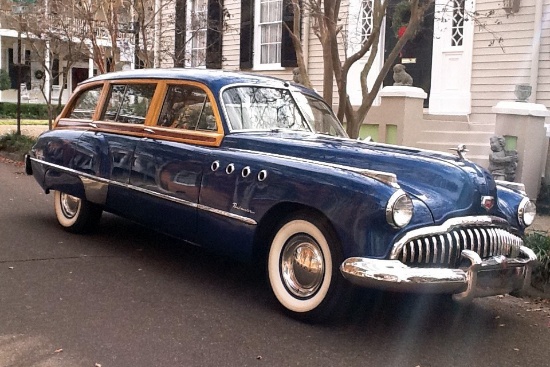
[
  {"xmin": 54, "ymin": 191, "xmax": 102, "ymax": 233},
  {"xmin": 267, "ymin": 212, "xmax": 351, "ymax": 322}
]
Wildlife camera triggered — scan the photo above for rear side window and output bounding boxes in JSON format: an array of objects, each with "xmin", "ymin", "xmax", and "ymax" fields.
[
  {"xmin": 103, "ymin": 83, "xmax": 156, "ymax": 124},
  {"xmin": 158, "ymin": 85, "xmax": 216, "ymax": 131},
  {"xmin": 68, "ymin": 86, "xmax": 102, "ymax": 119}
]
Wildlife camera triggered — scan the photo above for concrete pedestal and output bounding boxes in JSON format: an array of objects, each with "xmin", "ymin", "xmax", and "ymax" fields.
[
  {"xmin": 378, "ymin": 86, "xmax": 427, "ymax": 146},
  {"xmin": 492, "ymin": 101, "xmax": 550, "ymax": 199}
]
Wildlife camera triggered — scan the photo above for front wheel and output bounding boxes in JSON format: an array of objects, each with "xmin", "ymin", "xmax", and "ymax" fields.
[
  {"xmin": 267, "ymin": 213, "xmax": 351, "ymax": 322},
  {"xmin": 54, "ymin": 191, "xmax": 102, "ymax": 233}
]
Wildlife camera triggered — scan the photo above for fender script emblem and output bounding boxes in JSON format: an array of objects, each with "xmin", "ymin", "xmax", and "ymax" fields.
[{"xmin": 232, "ymin": 203, "xmax": 255, "ymax": 214}]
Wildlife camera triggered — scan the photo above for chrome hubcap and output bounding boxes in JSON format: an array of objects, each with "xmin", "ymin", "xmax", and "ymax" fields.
[
  {"xmin": 60, "ymin": 193, "xmax": 80, "ymax": 219},
  {"xmin": 281, "ymin": 234, "xmax": 325, "ymax": 298}
]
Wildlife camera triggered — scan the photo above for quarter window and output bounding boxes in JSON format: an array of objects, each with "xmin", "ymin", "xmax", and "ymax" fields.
[
  {"xmin": 68, "ymin": 85, "xmax": 102, "ymax": 119},
  {"xmin": 103, "ymin": 83, "xmax": 156, "ymax": 124},
  {"xmin": 158, "ymin": 85, "xmax": 216, "ymax": 131}
]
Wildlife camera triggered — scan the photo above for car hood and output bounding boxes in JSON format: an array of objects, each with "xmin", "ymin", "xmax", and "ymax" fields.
[{"xmin": 222, "ymin": 132, "xmax": 497, "ymax": 222}]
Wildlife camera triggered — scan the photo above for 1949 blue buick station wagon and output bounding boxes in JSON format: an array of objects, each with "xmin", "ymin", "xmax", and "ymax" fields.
[{"xmin": 26, "ymin": 68, "xmax": 537, "ymax": 321}]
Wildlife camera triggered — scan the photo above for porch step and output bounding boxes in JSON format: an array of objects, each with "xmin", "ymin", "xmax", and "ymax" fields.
[
  {"xmin": 423, "ymin": 113, "xmax": 469, "ymax": 122},
  {"xmin": 416, "ymin": 139, "xmax": 491, "ymax": 168},
  {"xmin": 418, "ymin": 119, "xmax": 495, "ymax": 133},
  {"xmin": 420, "ymin": 130, "xmax": 494, "ymax": 146}
]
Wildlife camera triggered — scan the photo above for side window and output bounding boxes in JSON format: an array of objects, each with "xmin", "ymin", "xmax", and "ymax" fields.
[
  {"xmin": 68, "ymin": 86, "xmax": 102, "ymax": 119},
  {"xmin": 103, "ymin": 83, "xmax": 156, "ymax": 124},
  {"xmin": 158, "ymin": 85, "xmax": 216, "ymax": 131}
]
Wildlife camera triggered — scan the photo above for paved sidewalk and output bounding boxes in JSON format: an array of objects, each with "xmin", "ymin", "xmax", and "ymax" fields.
[
  {"xmin": 531, "ymin": 214, "xmax": 550, "ymax": 233},
  {"xmin": 0, "ymin": 124, "xmax": 49, "ymax": 137}
]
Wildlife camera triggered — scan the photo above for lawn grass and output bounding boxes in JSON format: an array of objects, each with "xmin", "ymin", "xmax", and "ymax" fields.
[{"xmin": 0, "ymin": 119, "xmax": 48, "ymax": 125}]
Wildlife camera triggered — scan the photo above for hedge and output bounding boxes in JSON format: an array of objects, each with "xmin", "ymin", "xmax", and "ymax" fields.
[{"xmin": 0, "ymin": 102, "xmax": 64, "ymax": 119}]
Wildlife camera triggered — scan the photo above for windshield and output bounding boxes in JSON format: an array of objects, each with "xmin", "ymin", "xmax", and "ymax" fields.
[{"xmin": 222, "ymin": 86, "xmax": 347, "ymax": 137}]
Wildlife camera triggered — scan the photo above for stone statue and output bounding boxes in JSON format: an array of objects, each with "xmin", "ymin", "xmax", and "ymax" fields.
[
  {"xmin": 392, "ymin": 64, "xmax": 413, "ymax": 86},
  {"xmin": 488, "ymin": 135, "xmax": 518, "ymax": 181}
]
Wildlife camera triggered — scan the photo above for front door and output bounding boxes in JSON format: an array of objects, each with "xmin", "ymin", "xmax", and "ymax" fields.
[
  {"xmin": 72, "ymin": 68, "xmax": 89, "ymax": 90},
  {"xmin": 383, "ymin": 0, "xmax": 435, "ymax": 107}
]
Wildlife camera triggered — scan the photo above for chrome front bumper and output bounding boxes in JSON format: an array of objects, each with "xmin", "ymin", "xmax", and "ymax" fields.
[{"xmin": 340, "ymin": 246, "xmax": 537, "ymax": 303}]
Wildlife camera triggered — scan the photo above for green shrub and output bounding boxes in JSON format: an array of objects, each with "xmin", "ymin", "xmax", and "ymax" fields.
[
  {"xmin": 0, "ymin": 70, "xmax": 11, "ymax": 91},
  {"xmin": 0, "ymin": 102, "xmax": 63, "ymax": 119},
  {"xmin": 0, "ymin": 132, "xmax": 36, "ymax": 154},
  {"xmin": 524, "ymin": 232, "xmax": 550, "ymax": 290}
]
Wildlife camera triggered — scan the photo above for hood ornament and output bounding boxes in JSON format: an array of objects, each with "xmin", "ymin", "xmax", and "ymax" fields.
[{"xmin": 450, "ymin": 144, "xmax": 469, "ymax": 160}]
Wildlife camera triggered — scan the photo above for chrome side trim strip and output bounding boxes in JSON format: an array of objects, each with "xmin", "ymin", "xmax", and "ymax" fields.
[
  {"xmin": 234, "ymin": 148, "xmax": 400, "ymax": 188},
  {"xmin": 30, "ymin": 157, "xmax": 258, "ymax": 226}
]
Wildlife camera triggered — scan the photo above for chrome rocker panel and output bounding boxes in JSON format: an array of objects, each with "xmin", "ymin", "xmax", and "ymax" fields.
[{"xmin": 340, "ymin": 246, "xmax": 537, "ymax": 303}]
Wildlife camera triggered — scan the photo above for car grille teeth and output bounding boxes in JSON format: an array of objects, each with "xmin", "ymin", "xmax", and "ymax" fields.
[{"xmin": 398, "ymin": 226, "xmax": 522, "ymax": 268}]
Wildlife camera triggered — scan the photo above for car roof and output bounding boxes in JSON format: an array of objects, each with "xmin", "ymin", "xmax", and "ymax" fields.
[{"xmin": 84, "ymin": 68, "xmax": 298, "ymax": 93}]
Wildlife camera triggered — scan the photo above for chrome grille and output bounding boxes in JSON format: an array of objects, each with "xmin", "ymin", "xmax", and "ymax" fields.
[{"xmin": 395, "ymin": 226, "xmax": 523, "ymax": 268}]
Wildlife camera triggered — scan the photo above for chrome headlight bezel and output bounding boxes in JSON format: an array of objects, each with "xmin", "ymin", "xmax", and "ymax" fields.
[
  {"xmin": 386, "ymin": 190, "xmax": 414, "ymax": 229},
  {"xmin": 518, "ymin": 197, "xmax": 536, "ymax": 227}
]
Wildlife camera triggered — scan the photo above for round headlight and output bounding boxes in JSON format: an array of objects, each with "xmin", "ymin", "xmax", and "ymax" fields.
[
  {"xmin": 386, "ymin": 190, "xmax": 414, "ymax": 228},
  {"xmin": 518, "ymin": 197, "xmax": 536, "ymax": 227}
]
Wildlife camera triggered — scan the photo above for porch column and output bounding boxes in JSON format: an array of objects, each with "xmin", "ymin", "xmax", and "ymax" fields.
[
  {"xmin": 0, "ymin": 35, "xmax": 3, "ymax": 101},
  {"xmin": 44, "ymin": 41, "xmax": 51, "ymax": 100},
  {"xmin": 493, "ymin": 101, "xmax": 550, "ymax": 199},
  {"xmin": 88, "ymin": 46, "xmax": 94, "ymax": 78}
]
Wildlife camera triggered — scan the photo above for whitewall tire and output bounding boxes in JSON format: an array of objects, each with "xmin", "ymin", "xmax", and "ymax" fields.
[
  {"xmin": 54, "ymin": 191, "xmax": 102, "ymax": 233},
  {"xmin": 267, "ymin": 213, "xmax": 350, "ymax": 322}
]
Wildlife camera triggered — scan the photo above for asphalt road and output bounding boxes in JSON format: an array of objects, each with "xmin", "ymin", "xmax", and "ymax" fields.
[{"xmin": 1, "ymin": 159, "xmax": 549, "ymax": 367}]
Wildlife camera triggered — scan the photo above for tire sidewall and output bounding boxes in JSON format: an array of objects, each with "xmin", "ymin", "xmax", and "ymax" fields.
[
  {"xmin": 54, "ymin": 190, "xmax": 82, "ymax": 228},
  {"xmin": 268, "ymin": 218, "xmax": 334, "ymax": 314}
]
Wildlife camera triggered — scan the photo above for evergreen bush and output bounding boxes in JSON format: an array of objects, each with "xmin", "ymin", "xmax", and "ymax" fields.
[
  {"xmin": 0, "ymin": 102, "xmax": 62, "ymax": 119},
  {"xmin": 524, "ymin": 232, "xmax": 550, "ymax": 292}
]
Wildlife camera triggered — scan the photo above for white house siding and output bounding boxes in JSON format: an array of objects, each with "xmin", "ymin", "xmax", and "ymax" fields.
[
  {"xmin": 156, "ymin": 0, "xmax": 358, "ymax": 107},
  {"xmin": 221, "ymin": 0, "xmax": 241, "ymax": 70},
  {"xmin": 470, "ymin": 0, "xmax": 538, "ymax": 123},
  {"xmin": 221, "ymin": 0, "xmax": 291, "ymax": 80}
]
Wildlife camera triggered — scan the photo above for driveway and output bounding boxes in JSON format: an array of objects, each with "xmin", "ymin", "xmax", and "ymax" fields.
[{"xmin": 0, "ymin": 159, "xmax": 549, "ymax": 367}]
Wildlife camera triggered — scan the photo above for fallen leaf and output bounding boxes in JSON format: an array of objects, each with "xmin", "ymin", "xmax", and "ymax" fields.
[{"xmin": 54, "ymin": 349, "xmax": 63, "ymax": 353}]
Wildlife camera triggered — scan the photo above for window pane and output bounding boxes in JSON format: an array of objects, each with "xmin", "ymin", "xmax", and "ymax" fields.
[
  {"xmin": 158, "ymin": 85, "xmax": 216, "ymax": 131},
  {"xmin": 258, "ymin": 0, "xmax": 282, "ymax": 65},
  {"xmin": 188, "ymin": 0, "xmax": 208, "ymax": 67},
  {"xmin": 222, "ymin": 86, "xmax": 310, "ymax": 131},
  {"xmin": 69, "ymin": 86, "xmax": 102, "ymax": 119},
  {"xmin": 103, "ymin": 84, "xmax": 156, "ymax": 124}
]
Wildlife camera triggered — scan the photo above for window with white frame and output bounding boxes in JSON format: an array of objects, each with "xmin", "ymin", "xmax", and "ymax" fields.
[
  {"xmin": 187, "ymin": 0, "xmax": 208, "ymax": 67},
  {"xmin": 254, "ymin": 0, "xmax": 283, "ymax": 67}
]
